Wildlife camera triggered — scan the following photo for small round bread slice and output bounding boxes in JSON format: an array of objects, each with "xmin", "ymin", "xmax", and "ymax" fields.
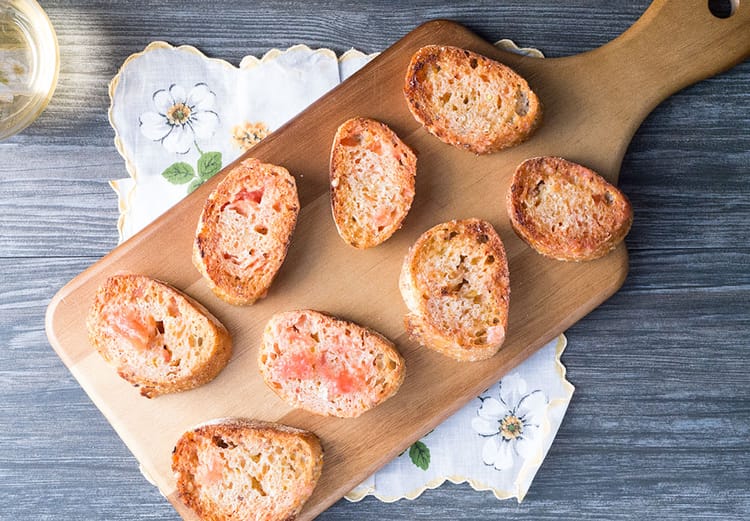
[
  {"xmin": 507, "ymin": 156, "xmax": 633, "ymax": 261},
  {"xmin": 172, "ymin": 418, "xmax": 323, "ymax": 521},
  {"xmin": 86, "ymin": 273, "xmax": 232, "ymax": 398},
  {"xmin": 399, "ymin": 219, "xmax": 510, "ymax": 362},
  {"xmin": 403, "ymin": 45, "xmax": 542, "ymax": 154},
  {"xmin": 193, "ymin": 158, "xmax": 300, "ymax": 306},
  {"xmin": 259, "ymin": 309, "xmax": 405, "ymax": 418},
  {"xmin": 330, "ymin": 117, "xmax": 417, "ymax": 248}
]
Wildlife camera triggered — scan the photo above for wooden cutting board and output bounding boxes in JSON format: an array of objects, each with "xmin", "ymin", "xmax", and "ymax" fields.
[{"xmin": 46, "ymin": 1, "xmax": 749, "ymax": 519}]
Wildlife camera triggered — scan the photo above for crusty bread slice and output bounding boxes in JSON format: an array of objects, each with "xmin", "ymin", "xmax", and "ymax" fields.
[
  {"xmin": 259, "ymin": 309, "xmax": 405, "ymax": 418},
  {"xmin": 329, "ymin": 117, "xmax": 417, "ymax": 248},
  {"xmin": 86, "ymin": 274, "xmax": 232, "ymax": 398},
  {"xmin": 172, "ymin": 418, "xmax": 323, "ymax": 521},
  {"xmin": 399, "ymin": 219, "xmax": 510, "ymax": 362},
  {"xmin": 507, "ymin": 156, "xmax": 633, "ymax": 261},
  {"xmin": 403, "ymin": 45, "xmax": 541, "ymax": 154},
  {"xmin": 193, "ymin": 158, "xmax": 300, "ymax": 306}
]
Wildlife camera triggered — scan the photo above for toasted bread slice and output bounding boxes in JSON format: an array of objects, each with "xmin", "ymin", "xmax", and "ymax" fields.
[
  {"xmin": 193, "ymin": 158, "xmax": 300, "ymax": 306},
  {"xmin": 403, "ymin": 45, "xmax": 541, "ymax": 154},
  {"xmin": 172, "ymin": 418, "xmax": 323, "ymax": 521},
  {"xmin": 399, "ymin": 219, "xmax": 510, "ymax": 361},
  {"xmin": 329, "ymin": 117, "xmax": 417, "ymax": 248},
  {"xmin": 86, "ymin": 274, "xmax": 232, "ymax": 398},
  {"xmin": 259, "ymin": 309, "xmax": 405, "ymax": 418},
  {"xmin": 507, "ymin": 156, "xmax": 633, "ymax": 261}
]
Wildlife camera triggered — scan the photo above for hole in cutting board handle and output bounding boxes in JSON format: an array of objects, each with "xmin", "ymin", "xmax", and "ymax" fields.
[{"xmin": 708, "ymin": 0, "xmax": 739, "ymax": 18}]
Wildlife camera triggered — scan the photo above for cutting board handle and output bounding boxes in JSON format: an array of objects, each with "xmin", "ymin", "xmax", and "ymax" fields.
[
  {"xmin": 595, "ymin": 0, "xmax": 749, "ymax": 115},
  {"xmin": 539, "ymin": 0, "xmax": 750, "ymax": 179}
]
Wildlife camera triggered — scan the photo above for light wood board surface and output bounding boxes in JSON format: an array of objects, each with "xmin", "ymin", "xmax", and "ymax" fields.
[{"xmin": 0, "ymin": 0, "xmax": 750, "ymax": 520}]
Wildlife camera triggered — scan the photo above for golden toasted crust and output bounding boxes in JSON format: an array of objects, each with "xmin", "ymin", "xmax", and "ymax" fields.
[
  {"xmin": 172, "ymin": 418, "xmax": 323, "ymax": 521},
  {"xmin": 403, "ymin": 45, "xmax": 541, "ymax": 154},
  {"xmin": 329, "ymin": 117, "xmax": 417, "ymax": 248},
  {"xmin": 507, "ymin": 156, "xmax": 633, "ymax": 261},
  {"xmin": 86, "ymin": 274, "xmax": 232, "ymax": 398},
  {"xmin": 259, "ymin": 310, "xmax": 405, "ymax": 418},
  {"xmin": 193, "ymin": 158, "xmax": 300, "ymax": 306},
  {"xmin": 399, "ymin": 219, "xmax": 510, "ymax": 362}
]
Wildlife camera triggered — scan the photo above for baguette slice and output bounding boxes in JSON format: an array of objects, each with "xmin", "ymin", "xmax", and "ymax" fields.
[
  {"xmin": 507, "ymin": 156, "xmax": 633, "ymax": 261},
  {"xmin": 193, "ymin": 158, "xmax": 300, "ymax": 305},
  {"xmin": 399, "ymin": 219, "xmax": 510, "ymax": 362},
  {"xmin": 86, "ymin": 274, "xmax": 232, "ymax": 398},
  {"xmin": 259, "ymin": 310, "xmax": 405, "ymax": 418},
  {"xmin": 330, "ymin": 117, "xmax": 417, "ymax": 248},
  {"xmin": 172, "ymin": 418, "xmax": 323, "ymax": 521},
  {"xmin": 404, "ymin": 45, "xmax": 541, "ymax": 154}
]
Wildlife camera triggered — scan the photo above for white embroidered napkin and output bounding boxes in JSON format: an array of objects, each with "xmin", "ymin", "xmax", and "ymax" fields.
[{"xmin": 108, "ymin": 40, "xmax": 573, "ymax": 503}]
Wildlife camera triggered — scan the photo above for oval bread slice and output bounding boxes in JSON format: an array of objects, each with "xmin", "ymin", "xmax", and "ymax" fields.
[
  {"xmin": 193, "ymin": 158, "xmax": 300, "ymax": 305},
  {"xmin": 399, "ymin": 219, "xmax": 510, "ymax": 362},
  {"xmin": 330, "ymin": 117, "xmax": 417, "ymax": 248},
  {"xmin": 507, "ymin": 156, "xmax": 633, "ymax": 261},
  {"xmin": 172, "ymin": 418, "xmax": 323, "ymax": 521},
  {"xmin": 259, "ymin": 310, "xmax": 405, "ymax": 418},
  {"xmin": 403, "ymin": 45, "xmax": 541, "ymax": 154},
  {"xmin": 86, "ymin": 274, "xmax": 232, "ymax": 398}
]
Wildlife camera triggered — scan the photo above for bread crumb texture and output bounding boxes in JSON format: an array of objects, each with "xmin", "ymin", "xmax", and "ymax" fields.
[
  {"xmin": 404, "ymin": 45, "xmax": 541, "ymax": 154},
  {"xmin": 259, "ymin": 310, "xmax": 405, "ymax": 418},
  {"xmin": 330, "ymin": 117, "xmax": 417, "ymax": 248},
  {"xmin": 172, "ymin": 419, "xmax": 323, "ymax": 521},
  {"xmin": 400, "ymin": 219, "xmax": 510, "ymax": 361},
  {"xmin": 507, "ymin": 156, "xmax": 633, "ymax": 261},
  {"xmin": 86, "ymin": 274, "xmax": 232, "ymax": 398},
  {"xmin": 193, "ymin": 158, "xmax": 300, "ymax": 305}
]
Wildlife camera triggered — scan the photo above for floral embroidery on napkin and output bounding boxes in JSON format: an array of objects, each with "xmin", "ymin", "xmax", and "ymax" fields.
[
  {"xmin": 138, "ymin": 82, "xmax": 224, "ymax": 193},
  {"xmin": 408, "ymin": 440, "xmax": 431, "ymax": 470},
  {"xmin": 139, "ymin": 83, "xmax": 219, "ymax": 154},
  {"xmin": 231, "ymin": 121, "xmax": 271, "ymax": 152},
  {"xmin": 472, "ymin": 374, "xmax": 547, "ymax": 471}
]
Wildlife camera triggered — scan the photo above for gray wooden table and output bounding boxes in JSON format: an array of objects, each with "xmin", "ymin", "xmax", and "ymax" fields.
[{"xmin": 2, "ymin": 1, "xmax": 748, "ymax": 519}]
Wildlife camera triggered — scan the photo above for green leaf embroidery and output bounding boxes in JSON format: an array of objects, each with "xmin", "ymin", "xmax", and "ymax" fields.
[
  {"xmin": 197, "ymin": 151, "xmax": 222, "ymax": 181},
  {"xmin": 187, "ymin": 179, "xmax": 204, "ymax": 194},
  {"xmin": 409, "ymin": 441, "xmax": 430, "ymax": 470},
  {"xmin": 161, "ymin": 162, "xmax": 195, "ymax": 184}
]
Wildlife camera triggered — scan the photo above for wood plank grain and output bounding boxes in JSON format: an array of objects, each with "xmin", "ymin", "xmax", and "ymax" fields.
[{"xmin": 0, "ymin": 146, "xmax": 121, "ymax": 258}]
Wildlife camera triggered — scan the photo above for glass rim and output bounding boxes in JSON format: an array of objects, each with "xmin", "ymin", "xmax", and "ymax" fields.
[{"xmin": 0, "ymin": 0, "xmax": 60, "ymax": 141}]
